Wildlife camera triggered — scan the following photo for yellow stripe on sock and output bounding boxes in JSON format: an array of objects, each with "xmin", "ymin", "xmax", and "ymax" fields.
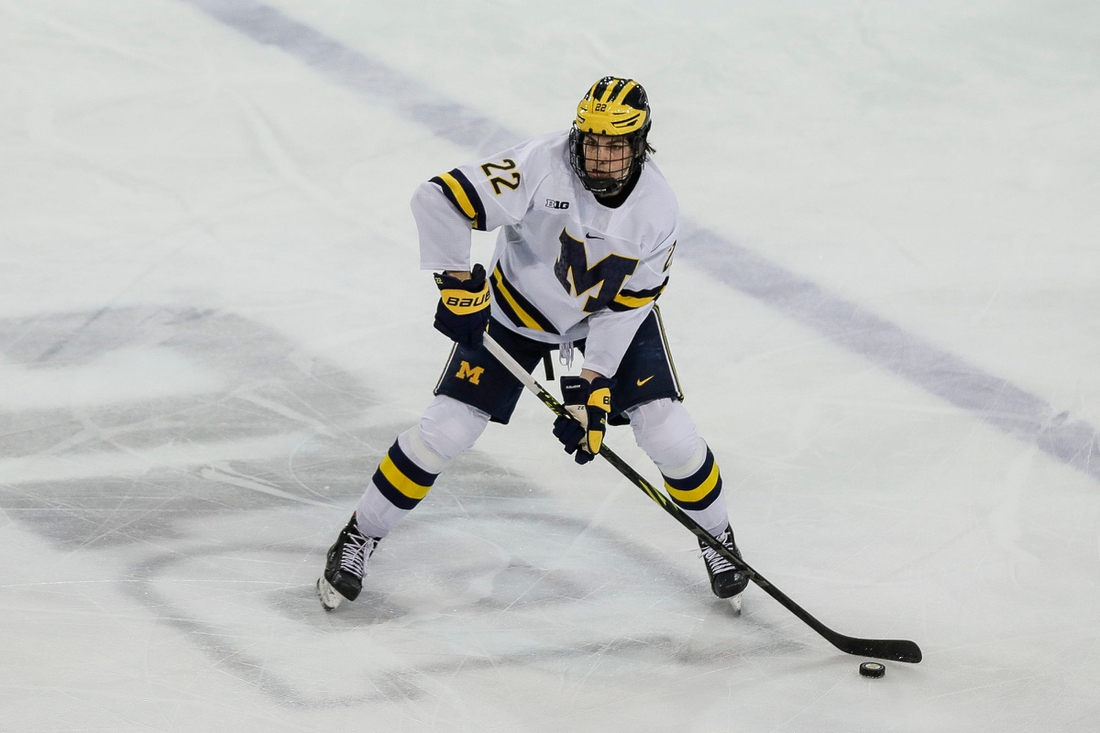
[
  {"xmin": 665, "ymin": 462, "xmax": 720, "ymax": 504},
  {"xmin": 379, "ymin": 455, "xmax": 432, "ymax": 500}
]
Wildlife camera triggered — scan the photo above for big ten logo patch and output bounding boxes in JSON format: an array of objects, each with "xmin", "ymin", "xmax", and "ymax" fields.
[
  {"xmin": 455, "ymin": 360, "xmax": 485, "ymax": 385},
  {"xmin": 544, "ymin": 199, "xmax": 570, "ymax": 210}
]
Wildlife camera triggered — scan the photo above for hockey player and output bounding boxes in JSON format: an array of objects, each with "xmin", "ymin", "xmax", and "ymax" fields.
[{"xmin": 318, "ymin": 76, "xmax": 749, "ymax": 612}]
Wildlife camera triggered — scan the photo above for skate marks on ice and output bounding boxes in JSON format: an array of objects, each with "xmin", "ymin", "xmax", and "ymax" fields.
[
  {"xmin": 123, "ymin": 505, "xmax": 803, "ymax": 707},
  {"xmin": 0, "ymin": 306, "xmax": 798, "ymax": 708},
  {"xmin": 0, "ymin": 306, "xmax": 384, "ymax": 548}
]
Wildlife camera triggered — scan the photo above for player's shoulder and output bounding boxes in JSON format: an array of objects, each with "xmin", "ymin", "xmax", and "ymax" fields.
[
  {"xmin": 633, "ymin": 159, "xmax": 679, "ymax": 213},
  {"xmin": 508, "ymin": 130, "xmax": 570, "ymax": 172},
  {"xmin": 469, "ymin": 130, "xmax": 570, "ymax": 186},
  {"xmin": 520, "ymin": 129, "xmax": 570, "ymax": 152},
  {"xmin": 622, "ymin": 160, "xmax": 679, "ymax": 245},
  {"xmin": 480, "ymin": 130, "xmax": 564, "ymax": 164}
]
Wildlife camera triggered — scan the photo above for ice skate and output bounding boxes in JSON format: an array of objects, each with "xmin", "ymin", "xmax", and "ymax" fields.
[
  {"xmin": 700, "ymin": 525, "xmax": 749, "ymax": 614},
  {"xmin": 317, "ymin": 514, "xmax": 379, "ymax": 611}
]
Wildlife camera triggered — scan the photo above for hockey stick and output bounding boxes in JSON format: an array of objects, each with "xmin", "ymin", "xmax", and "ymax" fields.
[{"xmin": 483, "ymin": 333, "xmax": 922, "ymax": 664}]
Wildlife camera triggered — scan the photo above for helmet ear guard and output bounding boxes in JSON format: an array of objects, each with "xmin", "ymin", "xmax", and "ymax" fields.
[{"xmin": 569, "ymin": 76, "xmax": 653, "ymax": 196}]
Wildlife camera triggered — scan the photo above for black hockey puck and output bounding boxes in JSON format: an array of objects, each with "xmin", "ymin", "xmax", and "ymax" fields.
[{"xmin": 859, "ymin": 662, "xmax": 886, "ymax": 678}]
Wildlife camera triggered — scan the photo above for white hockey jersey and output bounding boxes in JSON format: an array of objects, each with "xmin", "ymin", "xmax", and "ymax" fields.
[{"xmin": 411, "ymin": 130, "xmax": 679, "ymax": 377}]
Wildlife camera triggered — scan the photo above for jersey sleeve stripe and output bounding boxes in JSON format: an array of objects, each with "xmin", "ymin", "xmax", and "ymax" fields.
[
  {"xmin": 608, "ymin": 277, "xmax": 668, "ymax": 311},
  {"xmin": 490, "ymin": 265, "xmax": 561, "ymax": 334},
  {"xmin": 430, "ymin": 169, "xmax": 487, "ymax": 231}
]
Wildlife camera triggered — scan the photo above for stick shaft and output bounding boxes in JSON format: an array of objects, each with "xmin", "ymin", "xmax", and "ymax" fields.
[{"xmin": 482, "ymin": 333, "xmax": 921, "ymax": 664}]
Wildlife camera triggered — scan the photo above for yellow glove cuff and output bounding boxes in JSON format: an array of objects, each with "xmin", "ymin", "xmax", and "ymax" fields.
[
  {"xmin": 587, "ymin": 386, "xmax": 611, "ymax": 413},
  {"xmin": 438, "ymin": 283, "xmax": 490, "ymax": 316}
]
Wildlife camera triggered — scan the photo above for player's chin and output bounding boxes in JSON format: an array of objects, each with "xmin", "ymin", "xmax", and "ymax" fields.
[{"xmin": 586, "ymin": 171, "xmax": 628, "ymax": 183}]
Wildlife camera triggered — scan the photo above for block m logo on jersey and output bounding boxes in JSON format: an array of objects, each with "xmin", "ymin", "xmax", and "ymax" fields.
[
  {"xmin": 455, "ymin": 360, "xmax": 485, "ymax": 385},
  {"xmin": 553, "ymin": 229, "xmax": 638, "ymax": 313}
]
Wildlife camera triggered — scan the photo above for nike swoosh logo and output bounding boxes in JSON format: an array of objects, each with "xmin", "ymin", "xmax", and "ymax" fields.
[
  {"xmin": 585, "ymin": 233, "xmax": 604, "ymax": 240},
  {"xmin": 636, "ymin": 376, "xmax": 655, "ymax": 386}
]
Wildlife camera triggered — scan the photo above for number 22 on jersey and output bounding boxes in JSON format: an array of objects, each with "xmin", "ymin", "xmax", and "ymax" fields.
[{"xmin": 480, "ymin": 159, "xmax": 521, "ymax": 195}]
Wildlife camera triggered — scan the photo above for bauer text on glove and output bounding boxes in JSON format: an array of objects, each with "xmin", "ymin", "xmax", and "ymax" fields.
[{"xmin": 433, "ymin": 263, "xmax": 490, "ymax": 348}]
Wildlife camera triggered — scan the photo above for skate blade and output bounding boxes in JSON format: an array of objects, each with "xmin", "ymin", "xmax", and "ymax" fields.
[
  {"xmin": 728, "ymin": 593, "xmax": 742, "ymax": 615},
  {"xmin": 317, "ymin": 576, "xmax": 343, "ymax": 611}
]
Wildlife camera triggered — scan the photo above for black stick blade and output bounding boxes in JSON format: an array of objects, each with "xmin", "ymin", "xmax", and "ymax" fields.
[
  {"xmin": 481, "ymin": 335, "xmax": 925, "ymax": 667},
  {"xmin": 835, "ymin": 636, "xmax": 923, "ymax": 663}
]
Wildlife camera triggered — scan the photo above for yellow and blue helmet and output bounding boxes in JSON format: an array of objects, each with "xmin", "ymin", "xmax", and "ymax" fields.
[{"xmin": 569, "ymin": 76, "xmax": 653, "ymax": 195}]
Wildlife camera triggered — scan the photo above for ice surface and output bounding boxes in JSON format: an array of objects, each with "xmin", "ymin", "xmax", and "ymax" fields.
[{"xmin": 1, "ymin": 0, "xmax": 1098, "ymax": 730}]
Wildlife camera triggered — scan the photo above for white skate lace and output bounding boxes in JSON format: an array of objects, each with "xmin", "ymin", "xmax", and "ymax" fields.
[
  {"xmin": 340, "ymin": 530, "xmax": 373, "ymax": 578},
  {"xmin": 701, "ymin": 530, "xmax": 737, "ymax": 575}
]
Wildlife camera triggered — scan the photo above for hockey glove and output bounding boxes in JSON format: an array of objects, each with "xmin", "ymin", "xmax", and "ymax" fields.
[
  {"xmin": 552, "ymin": 375, "xmax": 613, "ymax": 465},
  {"xmin": 433, "ymin": 263, "xmax": 490, "ymax": 348}
]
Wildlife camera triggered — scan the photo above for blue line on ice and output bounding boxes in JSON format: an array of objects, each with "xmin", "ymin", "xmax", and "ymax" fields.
[{"xmin": 179, "ymin": 0, "xmax": 1098, "ymax": 483}]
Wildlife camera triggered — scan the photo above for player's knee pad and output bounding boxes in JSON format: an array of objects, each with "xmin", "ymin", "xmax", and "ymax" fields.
[
  {"xmin": 409, "ymin": 394, "xmax": 490, "ymax": 469},
  {"xmin": 626, "ymin": 398, "xmax": 705, "ymax": 475}
]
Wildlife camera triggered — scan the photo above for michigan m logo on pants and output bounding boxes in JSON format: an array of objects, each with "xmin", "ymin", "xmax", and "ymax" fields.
[{"xmin": 456, "ymin": 361, "xmax": 484, "ymax": 385}]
